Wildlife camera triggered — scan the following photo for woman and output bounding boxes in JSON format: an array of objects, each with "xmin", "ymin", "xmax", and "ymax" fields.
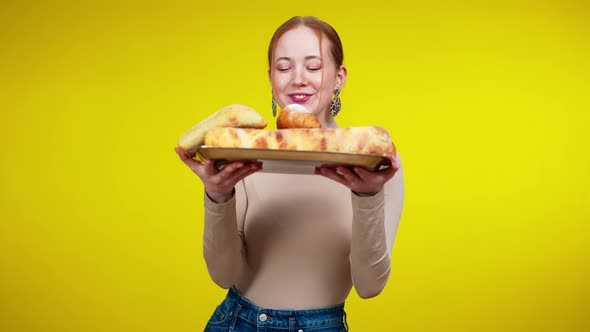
[{"xmin": 175, "ymin": 16, "xmax": 404, "ymax": 332}]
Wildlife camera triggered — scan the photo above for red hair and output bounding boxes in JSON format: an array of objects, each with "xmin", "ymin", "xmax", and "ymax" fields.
[{"xmin": 267, "ymin": 16, "xmax": 344, "ymax": 69}]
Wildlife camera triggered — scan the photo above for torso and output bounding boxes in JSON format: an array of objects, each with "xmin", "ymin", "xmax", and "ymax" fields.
[{"xmin": 235, "ymin": 172, "xmax": 354, "ymax": 309}]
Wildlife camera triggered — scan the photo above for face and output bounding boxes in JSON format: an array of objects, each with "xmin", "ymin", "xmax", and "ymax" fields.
[{"xmin": 269, "ymin": 25, "xmax": 347, "ymax": 122}]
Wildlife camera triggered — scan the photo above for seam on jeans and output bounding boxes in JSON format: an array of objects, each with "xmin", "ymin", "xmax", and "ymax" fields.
[
  {"xmin": 298, "ymin": 322, "xmax": 342, "ymax": 328},
  {"xmin": 235, "ymin": 315, "xmax": 342, "ymax": 329},
  {"xmin": 237, "ymin": 314, "xmax": 255, "ymax": 325},
  {"xmin": 206, "ymin": 305, "xmax": 231, "ymax": 326},
  {"xmin": 230, "ymin": 304, "xmax": 241, "ymax": 329},
  {"xmin": 297, "ymin": 318, "xmax": 342, "ymax": 328}
]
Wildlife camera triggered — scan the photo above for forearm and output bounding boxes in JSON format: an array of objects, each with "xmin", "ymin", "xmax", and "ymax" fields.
[
  {"xmin": 203, "ymin": 192, "xmax": 246, "ymax": 288},
  {"xmin": 350, "ymin": 190, "xmax": 391, "ymax": 298}
]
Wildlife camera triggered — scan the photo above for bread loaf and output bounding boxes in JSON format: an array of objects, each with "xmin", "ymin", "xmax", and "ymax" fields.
[
  {"xmin": 204, "ymin": 126, "xmax": 396, "ymax": 156},
  {"xmin": 178, "ymin": 104, "xmax": 267, "ymax": 155},
  {"xmin": 276, "ymin": 104, "xmax": 321, "ymax": 129}
]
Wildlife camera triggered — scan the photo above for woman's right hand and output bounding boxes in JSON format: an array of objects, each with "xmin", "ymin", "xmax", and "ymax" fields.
[{"xmin": 175, "ymin": 146, "xmax": 262, "ymax": 203}]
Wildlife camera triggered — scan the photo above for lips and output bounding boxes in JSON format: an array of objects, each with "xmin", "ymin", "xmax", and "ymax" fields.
[{"xmin": 288, "ymin": 93, "xmax": 312, "ymax": 104}]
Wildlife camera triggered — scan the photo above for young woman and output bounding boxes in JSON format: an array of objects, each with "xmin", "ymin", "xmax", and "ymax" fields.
[{"xmin": 176, "ymin": 16, "xmax": 404, "ymax": 332}]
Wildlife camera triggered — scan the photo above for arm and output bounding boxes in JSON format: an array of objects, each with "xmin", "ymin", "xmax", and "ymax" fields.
[
  {"xmin": 315, "ymin": 153, "xmax": 405, "ymax": 298},
  {"xmin": 175, "ymin": 147, "xmax": 259, "ymax": 288},
  {"xmin": 350, "ymin": 160, "xmax": 404, "ymax": 298},
  {"xmin": 202, "ymin": 181, "xmax": 249, "ymax": 288}
]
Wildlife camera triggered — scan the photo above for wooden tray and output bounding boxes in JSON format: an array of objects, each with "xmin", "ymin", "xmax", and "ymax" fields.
[{"xmin": 195, "ymin": 146, "xmax": 391, "ymax": 174}]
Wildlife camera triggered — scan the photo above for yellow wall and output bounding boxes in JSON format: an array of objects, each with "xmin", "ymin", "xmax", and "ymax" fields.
[{"xmin": 1, "ymin": 1, "xmax": 588, "ymax": 331}]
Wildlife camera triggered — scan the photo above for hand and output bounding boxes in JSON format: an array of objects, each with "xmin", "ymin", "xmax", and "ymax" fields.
[
  {"xmin": 174, "ymin": 146, "xmax": 262, "ymax": 203},
  {"xmin": 314, "ymin": 155, "xmax": 401, "ymax": 196}
]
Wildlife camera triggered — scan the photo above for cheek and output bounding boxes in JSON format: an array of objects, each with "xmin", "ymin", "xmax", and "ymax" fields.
[
  {"xmin": 314, "ymin": 71, "xmax": 336, "ymax": 91},
  {"xmin": 317, "ymin": 77, "xmax": 336, "ymax": 99},
  {"xmin": 272, "ymin": 77, "xmax": 289, "ymax": 92}
]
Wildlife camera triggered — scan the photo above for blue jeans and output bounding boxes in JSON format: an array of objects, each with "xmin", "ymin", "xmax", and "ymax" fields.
[{"xmin": 204, "ymin": 287, "xmax": 349, "ymax": 332}]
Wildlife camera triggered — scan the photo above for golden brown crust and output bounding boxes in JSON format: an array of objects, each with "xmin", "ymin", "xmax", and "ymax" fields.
[
  {"xmin": 204, "ymin": 127, "xmax": 396, "ymax": 156},
  {"xmin": 276, "ymin": 109, "xmax": 321, "ymax": 129},
  {"xmin": 178, "ymin": 104, "xmax": 267, "ymax": 155}
]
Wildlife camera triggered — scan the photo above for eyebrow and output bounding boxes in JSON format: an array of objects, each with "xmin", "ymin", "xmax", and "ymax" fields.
[{"xmin": 275, "ymin": 56, "xmax": 322, "ymax": 63}]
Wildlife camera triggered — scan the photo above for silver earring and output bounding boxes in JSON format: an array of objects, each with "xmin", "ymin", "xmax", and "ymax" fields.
[
  {"xmin": 272, "ymin": 93, "xmax": 277, "ymax": 117},
  {"xmin": 330, "ymin": 88, "xmax": 341, "ymax": 117}
]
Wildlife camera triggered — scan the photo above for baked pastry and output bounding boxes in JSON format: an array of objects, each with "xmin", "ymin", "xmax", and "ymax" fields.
[
  {"xmin": 178, "ymin": 104, "xmax": 267, "ymax": 155},
  {"xmin": 276, "ymin": 104, "xmax": 321, "ymax": 129},
  {"xmin": 204, "ymin": 126, "xmax": 396, "ymax": 156}
]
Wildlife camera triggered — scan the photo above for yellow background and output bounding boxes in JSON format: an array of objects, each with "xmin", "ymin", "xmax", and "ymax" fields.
[{"xmin": 1, "ymin": 1, "xmax": 588, "ymax": 331}]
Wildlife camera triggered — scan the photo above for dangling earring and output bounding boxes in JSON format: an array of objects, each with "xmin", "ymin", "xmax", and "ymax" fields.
[
  {"xmin": 271, "ymin": 92, "xmax": 277, "ymax": 117},
  {"xmin": 330, "ymin": 88, "xmax": 341, "ymax": 117}
]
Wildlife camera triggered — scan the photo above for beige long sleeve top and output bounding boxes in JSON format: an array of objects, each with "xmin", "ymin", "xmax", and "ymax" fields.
[{"xmin": 202, "ymin": 157, "xmax": 404, "ymax": 310}]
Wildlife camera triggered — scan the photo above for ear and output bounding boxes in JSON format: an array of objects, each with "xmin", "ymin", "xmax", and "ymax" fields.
[{"xmin": 336, "ymin": 65, "xmax": 348, "ymax": 89}]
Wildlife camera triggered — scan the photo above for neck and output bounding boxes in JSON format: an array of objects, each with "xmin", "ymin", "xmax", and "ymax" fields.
[
  {"xmin": 323, "ymin": 118, "xmax": 339, "ymax": 128},
  {"xmin": 318, "ymin": 112, "xmax": 339, "ymax": 128}
]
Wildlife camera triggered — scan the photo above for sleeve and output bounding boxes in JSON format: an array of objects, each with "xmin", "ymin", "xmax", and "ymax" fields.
[
  {"xmin": 349, "ymin": 154, "xmax": 405, "ymax": 298},
  {"xmin": 202, "ymin": 181, "xmax": 248, "ymax": 288}
]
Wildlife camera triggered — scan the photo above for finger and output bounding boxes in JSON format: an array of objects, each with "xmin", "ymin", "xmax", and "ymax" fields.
[
  {"xmin": 376, "ymin": 156, "xmax": 400, "ymax": 179},
  {"xmin": 356, "ymin": 166, "xmax": 380, "ymax": 181},
  {"xmin": 315, "ymin": 167, "xmax": 348, "ymax": 186},
  {"xmin": 354, "ymin": 165, "xmax": 395, "ymax": 186},
  {"xmin": 175, "ymin": 146, "xmax": 192, "ymax": 161},
  {"xmin": 379, "ymin": 165, "xmax": 397, "ymax": 180},
  {"xmin": 175, "ymin": 146, "xmax": 204, "ymax": 169},
  {"xmin": 315, "ymin": 166, "xmax": 339, "ymax": 177},
  {"xmin": 225, "ymin": 162, "xmax": 262, "ymax": 184},
  {"xmin": 207, "ymin": 161, "xmax": 255, "ymax": 188},
  {"xmin": 336, "ymin": 166, "xmax": 362, "ymax": 183},
  {"xmin": 390, "ymin": 155, "xmax": 401, "ymax": 171},
  {"xmin": 217, "ymin": 161, "xmax": 245, "ymax": 177},
  {"xmin": 203, "ymin": 159, "xmax": 222, "ymax": 176}
]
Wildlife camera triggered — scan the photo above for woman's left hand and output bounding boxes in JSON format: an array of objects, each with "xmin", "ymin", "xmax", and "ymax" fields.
[{"xmin": 314, "ymin": 155, "xmax": 401, "ymax": 196}]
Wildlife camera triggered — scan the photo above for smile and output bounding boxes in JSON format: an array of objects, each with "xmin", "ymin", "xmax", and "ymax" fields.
[{"xmin": 288, "ymin": 93, "xmax": 312, "ymax": 103}]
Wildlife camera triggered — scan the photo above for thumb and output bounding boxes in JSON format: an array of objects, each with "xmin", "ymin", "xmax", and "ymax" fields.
[{"xmin": 175, "ymin": 146, "xmax": 203, "ymax": 169}]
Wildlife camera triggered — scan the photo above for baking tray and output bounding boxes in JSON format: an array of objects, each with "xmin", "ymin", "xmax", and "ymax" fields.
[{"xmin": 195, "ymin": 146, "xmax": 391, "ymax": 174}]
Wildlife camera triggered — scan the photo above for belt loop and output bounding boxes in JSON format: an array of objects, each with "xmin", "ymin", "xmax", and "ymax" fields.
[
  {"xmin": 343, "ymin": 309, "xmax": 349, "ymax": 331},
  {"xmin": 229, "ymin": 304, "xmax": 242, "ymax": 330}
]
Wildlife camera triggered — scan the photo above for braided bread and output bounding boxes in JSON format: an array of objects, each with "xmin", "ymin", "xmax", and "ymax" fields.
[{"xmin": 204, "ymin": 126, "xmax": 396, "ymax": 156}]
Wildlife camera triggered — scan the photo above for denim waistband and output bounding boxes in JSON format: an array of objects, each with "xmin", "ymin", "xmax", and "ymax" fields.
[{"xmin": 221, "ymin": 287, "xmax": 347, "ymax": 329}]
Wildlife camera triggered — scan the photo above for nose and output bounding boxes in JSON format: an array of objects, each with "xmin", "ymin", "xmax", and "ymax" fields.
[{"xmin": 292, "ymin": 66, "xmax": 307, "ymax": 86}]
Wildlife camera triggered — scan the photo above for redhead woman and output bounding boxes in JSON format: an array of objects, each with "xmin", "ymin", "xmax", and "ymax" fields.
[{"xmin": 175, "ymin": 16, "xmax": 404, "ymax": 332}]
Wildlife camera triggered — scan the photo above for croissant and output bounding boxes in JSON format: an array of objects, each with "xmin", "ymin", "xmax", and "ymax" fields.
[
  {"xmin": 276, "ymin": 104, "xmax": 321, "ymax": 129},
  {"xmin": 204, "ymin": 126, "xmax": 396, "ymax": 157},
  {"xmin": 178, "ymin": 104, "xmax": 267, "ymax": 155}
]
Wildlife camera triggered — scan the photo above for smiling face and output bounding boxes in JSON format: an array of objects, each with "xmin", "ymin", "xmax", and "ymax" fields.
[{"xmin": 269, "ymin": 25, "xmax": 347, "ymax": 127}]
